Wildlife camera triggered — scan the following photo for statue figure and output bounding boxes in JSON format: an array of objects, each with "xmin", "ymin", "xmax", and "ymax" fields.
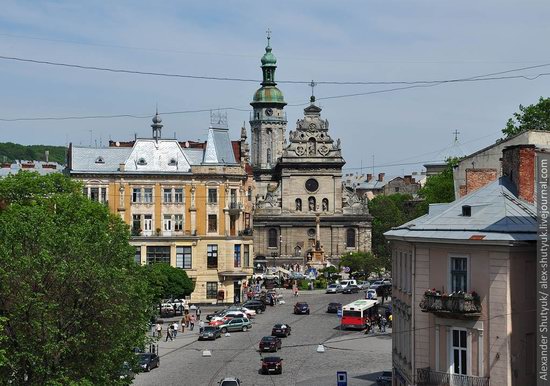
[{"xmin": 308, "ymin": 197, "xmax": 316, "ymax": 211}]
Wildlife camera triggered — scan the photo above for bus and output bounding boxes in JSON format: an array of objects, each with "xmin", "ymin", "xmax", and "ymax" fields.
[{"xmin": 341, "ymin": 299, "xmax": 378, "ymax": 330}]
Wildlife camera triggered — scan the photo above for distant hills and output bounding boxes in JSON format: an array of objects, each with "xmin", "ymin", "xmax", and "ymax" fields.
[{"xmin": 0, "ymin": 142, "xmax": 67, "ymax": 164}]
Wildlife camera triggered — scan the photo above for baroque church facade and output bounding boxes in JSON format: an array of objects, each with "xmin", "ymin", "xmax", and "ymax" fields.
[{"xmin": 250, "ymin": 37, "xmax": 372, "ymax": 265}]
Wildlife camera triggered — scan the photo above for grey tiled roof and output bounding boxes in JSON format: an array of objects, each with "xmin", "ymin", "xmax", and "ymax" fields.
[
  {"xmin": 71, "ymin": 147, "xmax": 132, "ymax": 172},
  {"xmin": 183, "ymin": 148, "xmax": 205, "ymax": 165},
  {"xmin": 203, "ymin": 127, "xmax": 237, "ymax": 164},
  {"xmin": 385, "ymin": 177, "xmax": 537, "ymax": 242}
]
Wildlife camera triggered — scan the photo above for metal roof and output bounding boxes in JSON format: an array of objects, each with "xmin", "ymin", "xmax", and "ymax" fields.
[
  {"xmin": 71, "ymin": 146, "xmax": 132, "ymax": 172},
  {"xmin": 202, "ymin": 128, "xmax": 237, "ymax": 164},
  {"xmin": 385, "ymin": 177, "xmax": 537, "ymax": 242},
  {"xmin": 0, "ymin": 161, "xmax": 64, "ymax": 177}
]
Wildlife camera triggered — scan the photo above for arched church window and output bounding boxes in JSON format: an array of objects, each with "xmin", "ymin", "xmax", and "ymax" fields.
[
  {"xmin": 294, "ymin": 246, "xmax": 302, "ymax": 257},
  {"xmin": 268, "ymin": 228, "xmax": 278, "ymax": 248},
  {"xmin": 308, "ymin": 138, "xmax": 316, "ymax": 156},
  {"xmin": 295, "ymin": 198, "xmax": 302, "ymax": 211},
  {"xmin": 322, "ymin": 198, "xmax": 329, "ymax": 211},
  {"xmin": 308, "ymin": 197, "xmax": 316, "ymax": 211},
  {"xmin": 267, "ymin": 148, "xmax": 272, "ymax": 164},
  {"xmin": 346, "ymin": 228, "xmax": 356, "ymax": 248}
]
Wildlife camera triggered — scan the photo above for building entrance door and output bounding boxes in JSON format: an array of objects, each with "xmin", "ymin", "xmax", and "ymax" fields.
[{"xmin": 233, "ymin": 281, "xmax": 241, "ymax": 304}]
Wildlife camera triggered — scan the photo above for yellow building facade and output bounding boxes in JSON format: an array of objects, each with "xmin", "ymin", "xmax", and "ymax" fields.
[{"xmin": 68, "ymin": 114, "xmax": 253, "ymax": 303}]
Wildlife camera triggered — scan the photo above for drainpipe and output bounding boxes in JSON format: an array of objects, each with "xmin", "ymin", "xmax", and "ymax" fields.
[{"xmin": 411, "ymin": 243, "xmax": 416, "ymax": 385}]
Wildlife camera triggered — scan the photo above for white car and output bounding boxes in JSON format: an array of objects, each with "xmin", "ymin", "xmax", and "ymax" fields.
[
  {"xmin": 210, "ymin": 311, "xmax": 247, "ymax": 322},
  {"xmin": 227, "ymin": 306, "xmax": 256, "ymax": 318},
  {"xmin": 357, "ymin": 281, "xmax": 370, "ymax": 290},
  {"xmin": 369, "ymin": 280, "xmax": 385, "ymax": 289}
]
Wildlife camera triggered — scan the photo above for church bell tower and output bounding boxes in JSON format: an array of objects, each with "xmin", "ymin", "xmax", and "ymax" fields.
[{"xmin": 250, "ymin": 30, "xmax": 287, "ymax": 181}]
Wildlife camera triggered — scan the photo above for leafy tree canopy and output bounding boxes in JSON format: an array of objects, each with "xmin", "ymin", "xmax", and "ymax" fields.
[
  {"xmin": 0, "ymin": 172, "xmax": 152, "ymax": 385},
  {"xmin": 502, "ymin": 97, "xmax": 550, "ymax": 138},
  {"xmin": 144, "ymin": 263, "xmax": 194, "ymax": 301},
  {"xmin": 415, "ymin": 158, "xmax": 459, "ymax": 215},
  {"xmin": 0, "ymin": 142, "xmax": 67, "ymax": 164},
  {"xmin": 339, "ymin": 252, "xmax": 383, "ymax": 278}
]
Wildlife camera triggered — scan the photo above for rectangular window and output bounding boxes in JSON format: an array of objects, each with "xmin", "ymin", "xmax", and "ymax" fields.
[
  {"xmin": 230, "ymin": 189, "xmax": 237, "ymax": 206},
  {"xmin": 174, "ymin": 188, "xmax": 184, "ymax": 203},
  {"xmin": 132, "ymin": 214, "xmax": 141, "ymax": 232},
  {"xmin": 134, "ymin": 246, "xmax": 141, "ymax": 265},
  {"xmin": 176, "ymin": 246, "xmax": 192, "ymax": 269},
  {"xmin": 163, "ymin": 188, "xmax": 172, "ymax": 203},
  {"xmin": 132, "ymin": 188, "xmax": 141, "ymax": 203},
  {"xmin": 174, "ymin": 214, "xmax": 183, "ymax": 232},
  {"xmin": 146, "ymin": 246, "xmax": 170, "ymax": 264},
  {"xmin": 143, "ymin": 188, "xmax": 153, "ymax": 203},
  {"xmin": 163, "ymin": 215, "xmax": 172, "ymax": 231},
  {"xmin": 208, "ymin": 188, "xmax": 217, "ymax": 204},
  {"xmin": 101, "ymin": 188, "xmax": 107, "ymax": 203},
  {"xmin": 234, "ymin": 244, "xmax": 241, "ymax": 268},
  {"xmin": 208, "ymin": 214, "xmax": 217, "ymax": 233},
  {"xmin": 90, "ymin": 187, "xmax": 99, "ymax": 201},
  {"xmin": 451, "ymin": 257, "xmax": 468, "ymax": 292},
  {"xmin": 245, "ymin": 213, "xmax": 251, "ymax": 229},
  {"xmin": 244, "ymin": 244, "xmax": 250, "ymax": 267},
  {"xmin": 451, "ymin": 329, "xmax": 468, "ymax": 375},
  {"xmin": 206, "ymin": 282, "xmax": 218, "ymax": 299},
  {"xmin": 144, "ymin": 214, "xmax": 153, "ymax": 231},
  {"xmin": 207, "ymin": 244, "xmax": 218, "ymax": 269}
]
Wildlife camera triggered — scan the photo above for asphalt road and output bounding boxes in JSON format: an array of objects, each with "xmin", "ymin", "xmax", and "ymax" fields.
[{"xmin": 133, "ymin": 289, "xmax": 391, "ymax": 386}]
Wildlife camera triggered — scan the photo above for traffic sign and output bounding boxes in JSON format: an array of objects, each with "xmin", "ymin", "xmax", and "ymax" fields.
[
  {"xmin": 337, "ymin": 307, "xmax": 343, "ymax": 318},
  {"xmin": 337, "ymin": 371, "xmax": 348, "ymax": 386},
  {"xmin": 343, "ymin": 266, "xmax": 350, "ymax": 273}
]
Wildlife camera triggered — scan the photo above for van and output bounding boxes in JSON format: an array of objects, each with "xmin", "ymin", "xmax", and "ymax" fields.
[{"xmin": 339, "ymin": 279, "xmax": 357, "ymax": 289}]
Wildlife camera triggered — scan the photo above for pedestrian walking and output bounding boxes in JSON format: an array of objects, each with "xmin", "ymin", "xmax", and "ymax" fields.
[
  {"xmin": 155, "ymin": 322, "xmax": 162, "ymax": 339},
  {"xmin": 197, "ymin": 306, "xmax": 201, "ymax": 320},
  {"xmin": 199, "ymin": 319, "xmax": 205, "ymax": 333},
  {"xmin": 381, "ymin": 316, "xmax": 387, "ymax": 333},
  {"xmin": 165, "ymin": 325, "xmax": 173, "ymax": 341},
  {"xmin": 388, "ymin": 314, "xmax": 393, "ymax": 328},
  {"xmin": 189, "ymin": 313, "xmax": 196, "ymax": 331},
  {"xmin": 181, "ymin": 317, "xmax": 186, "ymax": 333},
  {"xmin": 185, "ymin": 313, "xmax": 190, "ymax": 328},
  {"xmin": 293, "ymin": 284, "xmax": 298, "ymax": 297},
  {"xmin": 172, "ymin": 322, "xmax": 179, "ymax": 338}
]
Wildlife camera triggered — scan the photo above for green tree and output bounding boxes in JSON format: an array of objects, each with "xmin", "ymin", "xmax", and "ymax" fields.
[
  {"xmin": 0, "ymin": 142, "xmax": 67, "ymax": 164},
  {"xmin": 144, "ymin": 263, "xmax": 194, "ymax": 302},
  {"xmin": 339, "ymin": 252, "xmax": 382, "ymax": 278},
  {"xmin": 0, "ymin": 172, "xmax": 152, "ymax": 385},
  {"xmin": 502, "ymin": 97, "xmax": 550, "ymax": 138},
  {"xmin": 415, "ymin": 158, "xmax": 459, "ymax": 216}
]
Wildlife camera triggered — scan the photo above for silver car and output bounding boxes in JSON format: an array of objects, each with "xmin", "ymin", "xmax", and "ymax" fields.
[{"xmin": 325, "ymin": 284, "xmax": 343, "ymax": 294}]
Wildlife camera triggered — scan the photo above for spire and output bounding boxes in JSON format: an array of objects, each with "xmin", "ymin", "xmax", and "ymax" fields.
[
  {"xmin": 309, "ymin": 80, "xmax": 317, "ymax": 104},
  {"xmin": 151, "ymin": 107, "xmax": 163, "ymax": 141},
  {"xmin": 260, "ymin": 29, "xmax": 277, "ymax": 86}
]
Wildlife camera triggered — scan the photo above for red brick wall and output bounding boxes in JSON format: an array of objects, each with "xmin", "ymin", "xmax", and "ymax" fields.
[
  {"xmin": 463, "ymin": 168, "xmax": 498, "ymax": 197},
  {"xmin": 502, "ymin": 145, "xmax": 535, "ymax": 203}
]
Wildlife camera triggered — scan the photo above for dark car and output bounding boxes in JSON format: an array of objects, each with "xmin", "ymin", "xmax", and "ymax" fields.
[
  {"xmin": 327, "ymin": 302, "xmax": 341, "ymax": 313},
  {"xmin": 342, "ymin": 285, "xmax": 360, "ymax": 294},
  {"xmin": 242, "ymin": 300, "xmax": 266, "ymax": 313},
  {"xmin": 199, "ymin": 326, "xmax": 221, "ymax": 340},
  {"xmin": 294, "ymin": 302, "xmax": 310, "ymax": 315},
  {"xmin": 137, "ymin": 353, "xmax": 159, "ymax": 372},
  {"xmin": 376, "ymin": 370, "xmax": 392, "ymax": 385},
  {"xmin": 260, "ymin": 356, "xmax": 283, "ymax": 374},
  {"xmin": 259, "ymin": 336, "xmax": 282, "ymax": 352},
  {"xmin": 271, "ymin": 323, "xmax": 291, "ymax": 337}
]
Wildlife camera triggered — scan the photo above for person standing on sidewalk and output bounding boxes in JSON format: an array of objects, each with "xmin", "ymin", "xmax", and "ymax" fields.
[
  {"xmin": 155, "ymin": 322, "xmax": 162, "ymax": 339},
  {"xmin": 172, "ymin": 322, "xmax": 179, "ymax": 338},
  {"xmin": 165, "ymin": 324, "xmax": 173, "ymax": 342},
  {"xmin": 181, "ymin": 317, "xmax": 186, "ymax": 333},
  {"xmin": 189, "ymin": 313, "xmax": 196, "ymax": 331}
]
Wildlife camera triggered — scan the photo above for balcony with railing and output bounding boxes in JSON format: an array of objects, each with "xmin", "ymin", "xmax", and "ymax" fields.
[
  {"xmin": 227, "ymin": 201, "xmax": 243, "ymax": 214},
  {"xmin": 417, "ymin": 368, "xmax": 489, "ymax": 386},
  {"xmin": 419, "ymin": 289, "xmax": 481, "ymax": 319}
]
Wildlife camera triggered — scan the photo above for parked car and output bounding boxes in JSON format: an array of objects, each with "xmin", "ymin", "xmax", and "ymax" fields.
[
  {"xmin": 260, "ymin": 356, "xmax": 283, "ymax": 374},
  {"xmin": 242, "ymin": 300, "xmax": 266, "ymax": 313},
  {"xmin": 382, "ymin": 279, "xmax": 392, "ymax": 286},
  {"xmin": 294, "ymin": 302, "xmax": 310, "ymax": 315},
  {"xmin": 325, "ymin": 284, "xmax": 343, "ymax": 294},
  {"xmin": 198, "ymin": 326, "xmax": 221, "ymax": 340},
  {"xmin": 206, "ymin": 310, "xmax": 227, "ymax": 322},
  {"xmin": 218, "ymin": 317, "xmax": 252, "ymax": 333},
  {"xmin": 271, "ymin": 323, "xmax": 291, "ymax": 337},
  {"xmin": 327, "ymin": 302, "xmax": 341, "ymax": 313},
  {"xmin": 369, "ymin": 280, "xmax": 385, "ymax": 289},
  {"xmin": 376, "ymin": 370, "xmax": 392, "ymax": 385},
  {"xmin": 357, "ymin": 280, "xmax": 370, "ymax": 290},
  {"xmin": 137, "ymin": 353, "xmax": 159, "ymax": 372},
  {"xmin": 118, "ymin": 362, "xmax": 135, "ymax": 381},
  {"xmin": 365, "ymin": 289, "xmax": 377, "ymax": 299},
  {"xmin": 227, "ymin": 306, "xmax": 256, "ymax": 318},
  {"xmin": 259, "ymin": 336, "xmax": 282, "ymax": 352},
  {"xmin": 158, "ymin": 303, "xmax": 175, "ymax": 317},
  {"xmin": 219, "ymin": 377, "xmax": 241, "ymax": 386},
  {"xmin": 339, "ymin": 279, "xmax": 358, "ymax": 289},
  {"xmin": 342, "ymin": 284, "xmax": 360, "ymax": 294}
]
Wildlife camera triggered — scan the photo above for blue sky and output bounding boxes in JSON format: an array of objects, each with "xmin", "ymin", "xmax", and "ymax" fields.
[{"xmin": 1, "ymin": 0, "xmax": 550, "ymax": 175}]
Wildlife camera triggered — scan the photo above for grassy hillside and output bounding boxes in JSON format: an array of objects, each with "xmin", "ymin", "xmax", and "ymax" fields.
[{"xmin": 0, "ymin": 142, "xmax": 67, "ymax": 164}]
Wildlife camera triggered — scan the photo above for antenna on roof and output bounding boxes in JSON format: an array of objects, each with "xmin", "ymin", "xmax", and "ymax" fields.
[{"xmin": 210, "ymin": 110, "xmax": 228, "ymax": 128}]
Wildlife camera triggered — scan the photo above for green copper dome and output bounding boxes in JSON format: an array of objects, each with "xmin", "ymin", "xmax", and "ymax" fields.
[
  {"xmin": 252, "ymin": 86, "xmax": 286, "ymax": 105},
  {"xmin": 261, "ymin": 45, "xmax": 277, "ymax": 66}
]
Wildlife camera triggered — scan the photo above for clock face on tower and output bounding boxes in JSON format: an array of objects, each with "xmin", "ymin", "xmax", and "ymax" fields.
[
  {"xmin": 305, "ymin": 178, "xmax": 319, "ymax": 192},
  {"xmin": 265, "ymin": 108, "xmax": 273, "ymax": 116}
]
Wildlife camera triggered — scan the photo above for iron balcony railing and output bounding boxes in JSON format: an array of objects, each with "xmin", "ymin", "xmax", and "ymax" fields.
[
  {"xmin": 419, "ymin": 291, "xmax": 481, "ymax": 316},
  {"xmin": 417, "ymin": 368, "xmax": 489, "ymax": 386},
  {"xmin": 228, "ymin": 202, "xmax": 243, "ymax": 210}
]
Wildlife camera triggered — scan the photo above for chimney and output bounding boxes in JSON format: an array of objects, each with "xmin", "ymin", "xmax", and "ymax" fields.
[
  {"xmin": 501, "ymin": 144, "xmax": 535, "ymax": 203},
  {"xmin": 119, "ymin": 163, "xmax": 126, "ymax": 172},
  {"xmin": 404, "ymin": 175, "xmax": 412, "ymax": 184},
  {"xmin": 377, "ymin": 173, "xmax": 385, "ymax": 182},
  {"xmin": 366, "ymin": 173, "xmax": 373, "ymax": 182}
]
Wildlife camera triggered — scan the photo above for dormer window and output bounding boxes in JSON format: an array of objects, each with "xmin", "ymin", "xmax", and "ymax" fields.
[
  {"xmin": 137, "ymin": 158, "xmax": 147, "ymax": 166},
  {"xmin": 95, "ymin": 156, "xmax": 105, "ymax": 164},
  {"xmin": 168, "ymin": 158, "xmax": 177, "ymax": 166}
]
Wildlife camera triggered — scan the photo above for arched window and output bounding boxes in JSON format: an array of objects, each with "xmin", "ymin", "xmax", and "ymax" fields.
[
  {"xmin": 267, "ymin": 148, "xmax": 272, "ymax": 164},
  {"xmin": 346, "ymin": 228, "xmax": 356, "ymax": 248},
  {"xmin": 294, "ymin": 246, "xmax": 302, "ymax": 257},
  {"xmin": 295, "ymin": 198, "xmax": 302, "ymax": 211},
  {"xmin": 322, "ymin": 198, "xmax": 329, "ymax": 211},
  {"xmin": 268, "ymin": 228, "xmax": 278, "ymax": 248},
  {"xmin": 308, "ymin": 197, "xmax": 316, "ymax": 211}
]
